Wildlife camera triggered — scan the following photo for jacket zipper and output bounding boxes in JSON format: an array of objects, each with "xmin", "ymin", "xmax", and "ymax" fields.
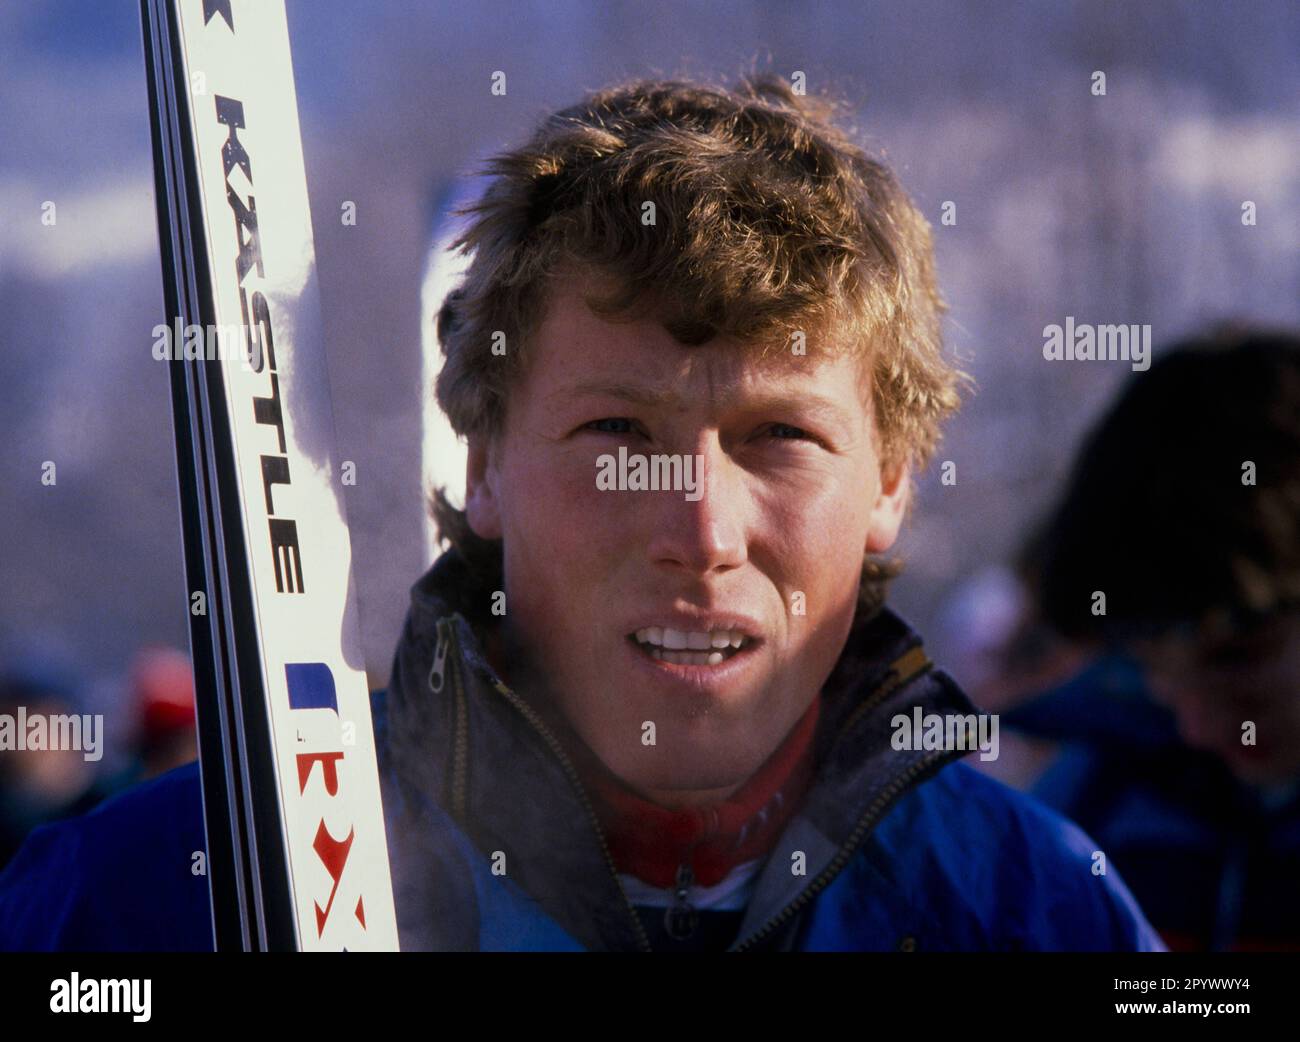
[
  {"xmin": 429, "ymin": 618, "xmax": 469, "ymax": 820},
  {"xmin": 432, "ymin": 616, "xmax": 653, "ymax": 953},
  {"xmin": 665, "ymin": 808, "xmax": 718, "ymax": 941},
  {"xmin": 432, "ymin": 614, "xmax": 953, "ymax": 953},
  {"xmin": 729, "ymin": 744, "xmax": 961, "ymax": 951},
  {"xmin": 728, "ymin": 649, "xmax": 949, "ymax": 952},
  {"xmin": 664, "ymin": 860, "xmax": 700, "ymax": 940}
]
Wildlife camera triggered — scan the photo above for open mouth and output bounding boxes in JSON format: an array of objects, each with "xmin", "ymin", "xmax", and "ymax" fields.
[{"xmin": 627, "ymin": 626, "xmax": 756, "ymax": 667}]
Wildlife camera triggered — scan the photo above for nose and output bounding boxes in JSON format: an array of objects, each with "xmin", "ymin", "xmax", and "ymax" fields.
[{"xmin": 643, "ymin": 433, "xmax": 748, "ymax": 576}]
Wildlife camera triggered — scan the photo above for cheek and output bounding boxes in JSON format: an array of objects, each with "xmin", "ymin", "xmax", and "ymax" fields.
[
  {"xmin": 494, "ymin": 455, "xmax": 608, "ymax": 674},
  {"xmin": 757, "ymin": 471, "xmax": 873, "ymax": 580},
  {"xmin": 502, "ymin": 448, "xmax": 595, "ymax": 525},
  {"xmin": 496, "ymin": 447, "xmax": 626, "ymax": 588}
]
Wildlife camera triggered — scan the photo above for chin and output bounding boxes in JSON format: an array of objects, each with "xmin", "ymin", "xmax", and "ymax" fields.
[{"xmin": 601, "ymin": 742, "xmax": 753, "ymax": 794}]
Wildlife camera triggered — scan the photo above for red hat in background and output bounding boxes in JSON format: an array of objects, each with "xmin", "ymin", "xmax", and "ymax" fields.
[{"xmin": 130, "ymin": 646, "xmax": 196, "ymax": 746}]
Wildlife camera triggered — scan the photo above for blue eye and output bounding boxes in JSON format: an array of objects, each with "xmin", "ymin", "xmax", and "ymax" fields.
[
  {"xmin": 769, "ymin": 423, "xmax": 813, "ymax": 440},
  {"xmin": 584, "ymin": 418, "xmax": 635, "ymax": 434}
]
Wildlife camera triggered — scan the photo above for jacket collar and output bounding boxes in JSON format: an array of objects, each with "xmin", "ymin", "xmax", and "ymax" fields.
[{"xmin": 383, "ymin": 549, "xmax": 979, "ymax": 951}]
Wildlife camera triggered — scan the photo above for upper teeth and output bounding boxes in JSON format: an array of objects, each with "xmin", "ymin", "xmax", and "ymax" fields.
[{"xmin": 634, "ymin": 627, "xmax": 748, "ymax": 650}]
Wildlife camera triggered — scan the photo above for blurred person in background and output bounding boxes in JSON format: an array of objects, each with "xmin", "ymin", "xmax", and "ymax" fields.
[
  {"xmin": 0, "ymin": 666, "xmax": 106, "ymax": 870},
  {"xmin": 0, "ymin": 646, "xmax": 195, "ymax": 871},
  {"xmin": 128, "ymin": 646, "xmax": 197, "ymax": 782},
  {"xmin": 1003, "ymin": 325, "xmax": 1300, "ymax": 951}
]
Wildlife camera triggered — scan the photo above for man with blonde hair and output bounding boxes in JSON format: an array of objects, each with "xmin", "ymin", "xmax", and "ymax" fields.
[{"xmin": 0, "ymin": 75, "xmax": 1163, "ymax": 951}]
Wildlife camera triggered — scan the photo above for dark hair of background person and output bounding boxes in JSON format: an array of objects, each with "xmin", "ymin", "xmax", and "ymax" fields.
[{"xmin": 1026, "ymin": 324, "xmax": 1300, "ymax": 643}]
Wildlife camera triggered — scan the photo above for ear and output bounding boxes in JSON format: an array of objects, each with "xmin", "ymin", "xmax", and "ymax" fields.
[
  {"xmin": 864, "ymin": 454, "xmax": 911, "ymax": 554},
  {"xmin": 464, "ymin": 434, "xmax": 503, "ymax": 540}
]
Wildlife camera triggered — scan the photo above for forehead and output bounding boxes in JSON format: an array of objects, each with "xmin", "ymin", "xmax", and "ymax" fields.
[{"xmin": 522, "ymin": 275, "xmax": 871, "ymax": 417}]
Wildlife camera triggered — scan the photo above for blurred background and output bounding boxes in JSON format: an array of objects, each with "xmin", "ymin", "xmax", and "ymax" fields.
[{"xmin": 1, "ymin": 0, "xmax": 1297, "ymax": 905}]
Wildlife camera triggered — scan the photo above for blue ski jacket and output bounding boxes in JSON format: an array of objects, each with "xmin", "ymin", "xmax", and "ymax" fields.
[{"xmin": 0, "ymin": 551, "xmax": 1166, "ymax": 951}]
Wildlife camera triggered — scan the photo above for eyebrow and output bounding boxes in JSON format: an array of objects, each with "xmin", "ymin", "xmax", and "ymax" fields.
[{"xmin": 548, "ymin": 379, "xmax": 855, "ymax": 427}]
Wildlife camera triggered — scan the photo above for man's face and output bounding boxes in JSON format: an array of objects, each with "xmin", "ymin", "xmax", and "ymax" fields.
[
  {"xmin": 464, "ymin": 276, "xmax": 908, "ymax": 807},
  {"xmin": 1133, "ymin": 614, "xmax": 1300, "ymax": 787}
]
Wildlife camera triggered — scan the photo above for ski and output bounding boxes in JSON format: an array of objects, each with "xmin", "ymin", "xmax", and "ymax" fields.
[{"xmin": 139, "ymin": 0, "xmax": 398, "ymax": 951}]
